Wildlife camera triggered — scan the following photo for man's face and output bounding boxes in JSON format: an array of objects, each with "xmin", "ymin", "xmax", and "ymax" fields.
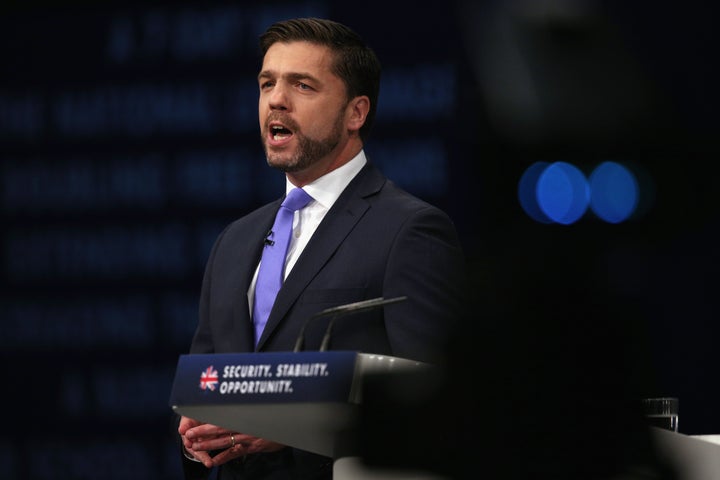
[{"xmin": 258, "ymin": 41, "xmax": 350, "ymax": 175}]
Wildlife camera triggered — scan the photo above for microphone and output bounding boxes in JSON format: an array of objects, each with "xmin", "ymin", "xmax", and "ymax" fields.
[
  {"xmin": 292, "ymin": 296, "xmax": 407, "ymax": 353},
  {"xmin": 264, "ymin": 229, "xmax": 274, "ymax": 246}
]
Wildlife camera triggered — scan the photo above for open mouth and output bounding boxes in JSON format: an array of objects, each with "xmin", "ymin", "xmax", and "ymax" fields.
[{"xmin": 270, "ymin": 124, "xmax": 293, "ymax": 141}]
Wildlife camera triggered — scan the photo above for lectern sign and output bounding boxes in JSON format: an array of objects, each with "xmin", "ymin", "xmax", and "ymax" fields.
[
  {"xmin": 169, "ymin": 351, "xmax": 425, "ymax": 457},
  {"xmin": 169, "ymin": 351, "xmax": 358, "ymax": 406}
]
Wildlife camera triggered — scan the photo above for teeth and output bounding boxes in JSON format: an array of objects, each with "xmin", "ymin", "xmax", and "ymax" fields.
[{"xmin": 271, "ymin": 125, "xmax": 290, "ymax": 141}]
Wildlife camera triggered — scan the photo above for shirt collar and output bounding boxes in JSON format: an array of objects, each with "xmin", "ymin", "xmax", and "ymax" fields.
[{"xmin": 284, "ymin": 150, "xmax": 367, "ymax": 210}]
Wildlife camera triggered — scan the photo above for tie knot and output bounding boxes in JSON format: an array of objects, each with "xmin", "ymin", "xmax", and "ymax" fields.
[{"xmin": 281, "ymin": 188, "xmax": 313, "ymax": 212}]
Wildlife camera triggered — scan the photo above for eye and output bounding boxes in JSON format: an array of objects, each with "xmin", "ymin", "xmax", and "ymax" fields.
[
  {"xmin": 260, "ymin": 80, "xmax": 275, "ymax": 90},
  {"xmin": 298, "ymin": 82, "xmax": 312, "ymax": 91}
]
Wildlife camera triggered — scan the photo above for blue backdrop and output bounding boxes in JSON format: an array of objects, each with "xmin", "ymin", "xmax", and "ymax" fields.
[{"xmin": 1, "ymin": 1, "xmax": 718, "ymax": 478}]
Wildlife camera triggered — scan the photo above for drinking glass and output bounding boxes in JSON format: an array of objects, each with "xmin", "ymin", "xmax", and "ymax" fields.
[{"xmin": 642, "ymin": 397, "xmax": 679, "ymax": 432}]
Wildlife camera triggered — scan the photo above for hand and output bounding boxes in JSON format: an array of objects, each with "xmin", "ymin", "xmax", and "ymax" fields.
[
  {"xmin": 178, "ymin": 416, "xmax": 285, "ymax": 468},
  {"xmin": 178, "ymin": 416, "xmax": 219, "ymax": 468}
]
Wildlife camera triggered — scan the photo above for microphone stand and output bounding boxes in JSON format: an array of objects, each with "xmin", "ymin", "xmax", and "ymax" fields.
[{"xmin": 293, "ymin": 296, "xmax": 407, "ymax": 352}]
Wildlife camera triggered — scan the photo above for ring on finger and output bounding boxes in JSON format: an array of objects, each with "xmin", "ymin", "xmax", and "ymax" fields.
[{"xmin": 230, "ymin": 435, "xmax": 235, "ymax": 448}]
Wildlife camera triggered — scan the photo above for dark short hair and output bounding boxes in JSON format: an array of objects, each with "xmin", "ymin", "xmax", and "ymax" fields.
[{"xmin": 259, "ymin": 17, "xmax": 381, "ymax": 142}]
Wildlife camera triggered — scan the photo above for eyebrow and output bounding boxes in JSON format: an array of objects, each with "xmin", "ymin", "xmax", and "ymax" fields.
[{"xmin": 257, "ymin": 70, "xmax": 321, "ymax": 85}]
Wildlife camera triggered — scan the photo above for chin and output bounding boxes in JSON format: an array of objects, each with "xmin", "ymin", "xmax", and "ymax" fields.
[{"xmin": 266, "ymin": 155, "xmax": 294, "ymax": 172}]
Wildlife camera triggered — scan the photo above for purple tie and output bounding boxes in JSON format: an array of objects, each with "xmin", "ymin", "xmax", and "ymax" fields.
[{"xmin": 253, "ymin": 187, "xmax": 313, "ymax": 346}]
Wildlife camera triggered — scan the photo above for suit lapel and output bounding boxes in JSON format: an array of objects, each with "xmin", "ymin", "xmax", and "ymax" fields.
[{"xmin": 256, "ymin": 164, "xmax": 385, "ymax": 349}]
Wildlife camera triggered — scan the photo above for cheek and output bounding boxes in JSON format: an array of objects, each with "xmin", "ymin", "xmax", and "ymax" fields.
[{"xmin": 302, "ymin": 109, "xmax": 343, "ymax": 137}]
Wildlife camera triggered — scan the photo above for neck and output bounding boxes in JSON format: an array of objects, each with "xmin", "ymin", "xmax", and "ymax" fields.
[{"xmin": 287, "ymin": 138, "xmax": 363, "ymax": 187}]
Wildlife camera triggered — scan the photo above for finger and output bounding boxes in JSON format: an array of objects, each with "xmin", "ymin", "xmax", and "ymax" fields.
[
  {"xmin": 209, "ymin": 444, "xmax": 247, "ymax": 467},
  {"xmin": 185, "ymin": 423, "xmax": 233, "ymax": 441},
  {"xmin": 192, "ymin": 433, "xmax": 237, "ymax": 453},
  {"xmin": 180, "ymin": 433, "xmax": 197, "ymax": 450},
  {"xmin": 219, "ymin": 433, "xmax": 283, "ymax": 448},
  {"xmin": 185, "ymin": 446, "xmax": 215, "ymax": 469},
  {"xmin": 245, "ymin": 438, "xmax": 285, "ymax": 454},
  {"xmin": 178, "ymin": 416, "xmax": 203, "ymax": 435},
  {"xmin": 226, "ymin": 433, "xmax": 257, "ymax": 444}
]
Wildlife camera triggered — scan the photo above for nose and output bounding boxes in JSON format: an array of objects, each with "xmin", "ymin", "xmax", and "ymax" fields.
[{"xmin": 267, "ymin": 83, "xmax": 289, "ymax": 111}]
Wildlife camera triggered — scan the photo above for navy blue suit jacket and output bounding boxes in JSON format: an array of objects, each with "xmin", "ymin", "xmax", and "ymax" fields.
[{"xmin": 183, "ymin": 162, "xmax": 467, "ymax": 479}]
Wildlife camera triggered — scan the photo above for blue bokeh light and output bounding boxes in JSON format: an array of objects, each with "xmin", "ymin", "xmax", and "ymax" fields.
[
  {"xmin": 519, "ymin": 160, "xmax": 643, "ymax": 224},
  {"xmin": 518, "ymin": 161, "xmax": 553, "ymax": 224},
  {"xmin": 589, "ymin": 161, "xmax": 639, "ymax": 223},
  {"xmin": 536, "ymin": 162, "xmax": 590, "ymax": 225}
]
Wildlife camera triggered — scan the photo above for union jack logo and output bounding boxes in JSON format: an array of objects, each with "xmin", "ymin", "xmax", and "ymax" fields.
[{"xmin": 199, "ymin": 366, "xmax": 219, "ymax": 391}]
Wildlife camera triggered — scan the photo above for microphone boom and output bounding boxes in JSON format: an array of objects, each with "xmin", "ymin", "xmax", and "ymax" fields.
[{"xmin": 292, "ymin": 296, "xmax": 407, "ymax": 352}]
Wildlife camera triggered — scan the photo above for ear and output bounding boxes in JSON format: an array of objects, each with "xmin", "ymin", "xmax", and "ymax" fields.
[{"xmin": 346, "ymin": 96, "xmax": 370, "ymax": 133}]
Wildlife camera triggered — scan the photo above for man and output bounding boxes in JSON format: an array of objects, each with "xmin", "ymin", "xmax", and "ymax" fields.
[{"xmin": 178, "ymin": 17, "xmax": 466, "ymax": 480}]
